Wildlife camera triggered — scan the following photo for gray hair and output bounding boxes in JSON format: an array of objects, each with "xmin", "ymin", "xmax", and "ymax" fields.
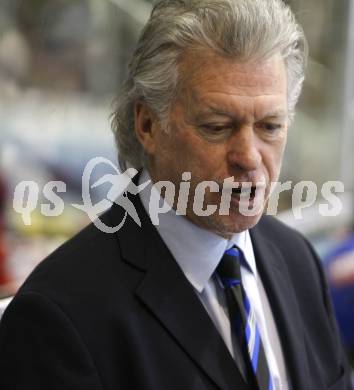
[{"xmin": 112, "ymin": 0, "xmax": 308, "ymax": 170}]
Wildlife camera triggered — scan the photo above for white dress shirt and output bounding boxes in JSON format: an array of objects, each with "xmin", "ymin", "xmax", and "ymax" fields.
[{"xmin": 139, "ymin": 170, "xmax": 289, "ymax": 390}]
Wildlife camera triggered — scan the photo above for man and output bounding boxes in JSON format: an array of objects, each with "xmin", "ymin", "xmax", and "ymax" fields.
[{"xmin": 0, "ymin": 0, "xmax": 352, "ymax": 389}]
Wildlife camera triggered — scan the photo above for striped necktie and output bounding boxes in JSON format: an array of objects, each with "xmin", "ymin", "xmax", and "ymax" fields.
[{"xmin": 217, "ymin": 246, "xmax": 274, "ymax": 390}]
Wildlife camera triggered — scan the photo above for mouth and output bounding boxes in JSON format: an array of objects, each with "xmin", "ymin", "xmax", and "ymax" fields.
[
  {"xmin": 222, "ymin": 183, "xmax": 267, "ymax": 213},
  {"xmin": 230, "ymin": 185, "xmax": 257, "ymax": 199}
]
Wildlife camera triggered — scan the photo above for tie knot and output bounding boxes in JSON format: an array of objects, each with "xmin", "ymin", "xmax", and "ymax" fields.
[{"xmin": 216, "ymin": 247, "xmax": 243, "ymax": 288}]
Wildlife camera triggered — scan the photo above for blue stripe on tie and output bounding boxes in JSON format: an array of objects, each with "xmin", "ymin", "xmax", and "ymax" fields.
[
  {"xmin": 226, "ymin": 247, "xmax": 240, "ymax": 257},
  {"xmin": 268, "ymin": 378, "xmax": 273, "ymax": 390},
  {"xmin": 226, "ymin": 246, "xmax": 253, "ymax": 273},
  {"xmin": 243, "ymin": 295, "xmax": 251, "ymax": 315},
  {"xmin": 221, "ymin": 277, "xmax": 241, "ymax": 288},
  {"xmin": 245, "ymin": 322, "xmax": 251, "ymax": 341},
  {"xmin": 251, "ymin": 327, "xmax": 261, "ymax": 372}
]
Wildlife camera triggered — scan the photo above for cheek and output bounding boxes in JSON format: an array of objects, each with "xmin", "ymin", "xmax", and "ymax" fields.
[
  {"xmin": 174, "ymin": 132, "xmax": 205, "ymax": 163},
  {"xmin": 187, "ymin": 143, "xmax": 225, "ymax": 178},
  {"xmin": 166, "ymin": 121, "xmax": 227, "ymax": 177},
  {"xmin": 158, "ymin": 132, "xmax": 196, "ymax": 175},
  {"xmin": 263, "ymin": 143, "xmax": 286, "ymax": 181}
]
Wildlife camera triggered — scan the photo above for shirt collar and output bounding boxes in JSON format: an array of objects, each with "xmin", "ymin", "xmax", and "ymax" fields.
[
  {"xmin": 228, "ymin": 232, "xmax": 257, "ymax": 275},
  {"xmin": 138, "ymin": 170, "xmax": 253, "ymax": 292}
]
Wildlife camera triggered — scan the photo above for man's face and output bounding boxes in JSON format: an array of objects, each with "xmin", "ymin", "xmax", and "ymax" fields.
[{"xmin": 143, "ymin": 51, "xmax": 288, "ymax": 237}]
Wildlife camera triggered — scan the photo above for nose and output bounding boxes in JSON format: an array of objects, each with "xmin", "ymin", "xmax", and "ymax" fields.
[{"xmin": 226, "ymin": 125, "xmax": 262, "ymax": 172}]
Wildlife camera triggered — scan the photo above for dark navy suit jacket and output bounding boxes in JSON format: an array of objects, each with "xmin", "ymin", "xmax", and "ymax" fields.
[{"xmin": 0, "ymin": 194, "xmax": 352, "ymax": 389}]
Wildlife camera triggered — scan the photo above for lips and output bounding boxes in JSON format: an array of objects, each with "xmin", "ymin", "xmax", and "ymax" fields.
[
  {"xmin": 231, "ymin": 186, "xmax": 257, "ymax": 199},
  {"xmin": 227, "ymin": 183, "xmax": 267, "ymax": 212}
]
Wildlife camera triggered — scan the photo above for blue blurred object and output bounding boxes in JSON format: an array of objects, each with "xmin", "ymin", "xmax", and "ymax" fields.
[{"xmin": 324, "ymin": 234, "xmax": 354, "ymax": 360}]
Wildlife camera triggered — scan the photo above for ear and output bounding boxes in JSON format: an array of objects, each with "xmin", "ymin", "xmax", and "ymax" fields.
[{"xmin": 134, "ymin": 101, "xmax": 159, "ymax": 155}]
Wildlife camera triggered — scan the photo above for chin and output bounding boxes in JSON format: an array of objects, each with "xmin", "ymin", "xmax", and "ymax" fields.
[
  {"xmin": 189, "ymin": 211, "xmax": 263, "ymax": 238},
  {"xmin": 218, "ymin": 215, "xmax": 262, "ymax": 237}
]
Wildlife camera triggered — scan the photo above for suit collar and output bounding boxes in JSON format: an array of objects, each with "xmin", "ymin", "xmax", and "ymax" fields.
[
  {"xmin": 109, "ymin": 194, "xmax": 249, "ymax": 390},
  {"xmin": 250, "ymin": 221, "xmax": 310, "ymax": 390}
]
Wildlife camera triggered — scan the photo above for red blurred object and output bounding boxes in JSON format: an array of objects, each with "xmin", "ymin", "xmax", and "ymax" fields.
[{"xmin": 0, "ymin": 175, "xmax": 9, "ymax": 285}]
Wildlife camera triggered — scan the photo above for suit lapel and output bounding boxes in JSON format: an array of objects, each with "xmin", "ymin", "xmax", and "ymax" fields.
[
  {"xmin": 111, "ymin": 194, "xmax": 249, "ymax": 390},
  {"xmin": 136, "ymin": 244, "xmax": 247, "ymax": 390},
  {"xmin": 250, "ymin": 223, "xmax": 310, "ymax": 390}
]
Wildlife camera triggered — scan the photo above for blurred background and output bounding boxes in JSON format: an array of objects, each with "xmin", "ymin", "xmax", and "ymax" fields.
[{"xmin": 0, "ymin": 0, "xmax": 353, "ymax": 373}]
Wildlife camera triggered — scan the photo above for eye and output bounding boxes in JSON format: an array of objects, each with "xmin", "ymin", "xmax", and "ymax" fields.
[
  {"xmin": 200, "ymin": 124, "xmax": 233, "ymax": 133},
  {"xmin": 196, "ymin": 123, "xmax": 233, "ymax": 143},
  {"xmin": 257, "ymin": 122, "xmax": 283, "ymax": 132}
]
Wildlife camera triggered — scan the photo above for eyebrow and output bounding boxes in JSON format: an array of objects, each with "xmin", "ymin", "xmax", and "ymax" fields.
[
  {"xmin": 195, "ymin": 105, "xmax": 288, "ymax": 121},
  {"xmin": 261, "ymin": 110, "xmax": 288, "ymax": 119},
  {"xmin": 194, "ymin": 105, "xmax": 238, "ymax": 119}
]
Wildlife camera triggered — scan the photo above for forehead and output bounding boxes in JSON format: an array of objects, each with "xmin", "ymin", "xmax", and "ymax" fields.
[{"xmin": 178, "ymin": 50, "xmax": 287, "ymax": 101}]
